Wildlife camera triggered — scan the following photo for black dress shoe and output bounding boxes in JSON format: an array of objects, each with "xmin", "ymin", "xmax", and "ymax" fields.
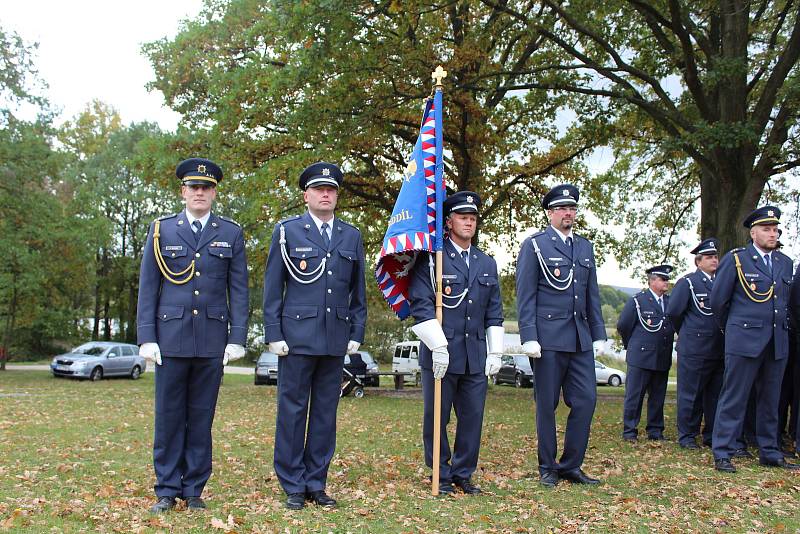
[
  {"xmin": 453, "ymin": 477, "xmax": 482, "ymax": 495},
  {"xmin": 732, "ymin": 448, "xmax": 753, "ymax": 459},
  {"xmin": 623, "ymin": 436, "xmax": 637, "ymax": 443},
  {"xmin": 647, "ymin": 434, "xmax": 667, "ymax": 441},
  {"xmin": 559, "ymin": 468, "xmax": 601, "ymax": 485},
  {"xmin": 759, "ymin": 458, "xmax": 800, "ymax": 470},
  {"xmin": 149, "ymin": 496, "xmax": 176, "ymax": 514},
  {"xmin": 679, "ymin": 441, "xmax": 700, "ymax": 450},
  {"xmin": 307, "ymin": 490, "xmax": 337, "ymax": 507},
  {"xmin": 185, "ymin": 497, "xmax": 206, "ymax": 510},
  {"xmin": 285, "ymin": 493, "xmax": 306, "ymax": 510},
  {"xmin": 539, "ymin": 471, "xmax": 559, "ymax": 488},
  {"xmin": 702, "ymin": 440, "xmax": 713, "ymax": 448},
  {"xmin": 714, "ymin": 458, "xmax": 736, "ymax": 473},
  {"xmin": 438, "ymin": 481, "xmax": 455, "ymax": 495}
]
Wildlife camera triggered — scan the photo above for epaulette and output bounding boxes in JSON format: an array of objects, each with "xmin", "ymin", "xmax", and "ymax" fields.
[
  {"xmin": 218, "ymin": 215, "xmax": 241, "ymax": 227},
  {"xmin": 277, "ymin": 214, "xmax": 302, "ymax": 225},
  {"xmin": 731, "ymin": 247, "xmax": 746, "ymax": 253},
  {"xmin": 335, "ymin": 218, "xmax": 361, "ymax": 233},
  {"xmin": 531, "ymin": 231, "xmax": 546, "ymax": 239},
  {"xmin": 156, "ymin": 213, "xmax": 177, "ymax": 222}
]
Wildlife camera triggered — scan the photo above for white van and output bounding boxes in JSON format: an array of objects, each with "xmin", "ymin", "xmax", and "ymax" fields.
[{"xmin": 391, "ymin": 341, "xmax": 421, "ymax": 385}]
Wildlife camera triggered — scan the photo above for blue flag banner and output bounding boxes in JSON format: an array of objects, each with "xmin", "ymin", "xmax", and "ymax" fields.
[{"xmin": 375, "ymin": 89, "xmax": 445, "ymax": 319}]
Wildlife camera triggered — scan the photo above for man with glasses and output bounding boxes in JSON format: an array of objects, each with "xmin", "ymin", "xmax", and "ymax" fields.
[{"xmin": 515, "ymin": 184, "xmax": 606, "ymax": 488}]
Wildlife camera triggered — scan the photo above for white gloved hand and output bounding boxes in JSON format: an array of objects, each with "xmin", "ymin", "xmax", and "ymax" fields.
[
  {"xmin": 485, "ymin": 353, "xmax": 502, "ymax": 377},
  {"xmin": 522, "ymin": 340, "xmax": 542, "ymax": 359},
  {"xmin": 223, "ymin": 344, "xmax": 246, "ymax": 365},
  {"xmin": 431, "ymin": 346, "xmax": 449, "ymax": 380},
  {"xmin": 592, "ymin": 340, "xmax": 605, "ymax": 358},
  {"xmin": 140, "ymin": 343, "xmax": 162, "ymax": 366},
  {"xmin": 269, "ymin": 340, "xmax": 289, "ymax": 356},
  {"xmin": 347, "ymin": 340, "xmax": 361, "ymax": 355}
]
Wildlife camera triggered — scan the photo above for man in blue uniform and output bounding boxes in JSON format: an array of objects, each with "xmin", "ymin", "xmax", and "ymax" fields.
[
  {"xmin": 666, "ymin": 239, "xmax": 724, "ymax": 449},
  {"xmin": 263, "ymin": 162, "xmax": 367, "ymax": 509},
  {"xmin": 710, "ymin": 206, "xmax": 799, "ymax": 472},
  {"xmin": 618, "ymin": 265, "xmax": 675, "ymax": 442},
  {"xmin": 407, "ymin": 191, "xmax": 504, "ymax": 495},
  {"xmin": 137, "ymin": 158, "xmax": 249, "ymax": 513},
  {"xmin": 515, "ymin": 184, "xmax": 606, "ymax": 488}
]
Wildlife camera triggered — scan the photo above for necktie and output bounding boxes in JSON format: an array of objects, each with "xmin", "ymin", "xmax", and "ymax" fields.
[
  {"xmin": 192, "ymin": 220, "xmax": 202, "ymax": 244},
  {"xmin": 321, "ymin": 222, "xmax": 330, "ymax": 248},
  {"xmin": 461, "ymin": 250, "xmax": 469, "ymax": 268},
  {"xmin": 657, "ymin": 297, "xmax": 664, "ymax": 313},
  {"xmin": 764, "ymin": 254, "xmax": 772, "ymax": 274},
  {"xmin": 566, "ymin": 236, "xmax": 573, "ymax": 248}
]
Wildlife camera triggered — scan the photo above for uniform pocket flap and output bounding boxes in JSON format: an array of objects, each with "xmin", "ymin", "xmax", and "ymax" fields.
[
  {"xmin": 206, "ymin": 305, "xmax": 229, "ymax": 321},
  {"xmin": 537, "ymin": 310, "xmax": 569, "ymax": 320},
  {"xmin": 336, "ymin": 307, "xmax": 351, "ymax": 321},
  {"xmin": 157, "ymin": 306, "xmax": 184, "ymax": 321},
  {"xmin": 208, "ymin": 246, "xmax": 233, "ymax": 259},
  {"xmin": 161, "ymin": 245, "xmax": 187, "ymax": 258},
  {"xmin": 338, "ymin": 249, "xmax": 356, "ymax": 261},
  {"xmin": 731, "ymin": 319, "xmax": 763, "ymax": 328},
  {"xmin": 638, "ymin": 343, "xmax": 655, "ymax": 351},
  {"xmin": 283, "ymin": 305, "xmax": 319, "ymax": 320},
  {"xmin": 478, "ymin": 275, "xmax": 498, "ymax": 286},
  {"xmin": 443, "ymin": 326, "xmax": 455, "ymax": 339},
  {"xmin": 289, "ymin": 247, "xmax": 319, "ymax": 259}
]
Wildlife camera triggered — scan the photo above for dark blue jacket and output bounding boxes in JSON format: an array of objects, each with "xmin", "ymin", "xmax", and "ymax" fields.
[
  {"xmin": 137, "ymin": 212, "xmax": 249, "ymax": 357},
  {"xmin": 408, "ymin": 240, "xmax": 504, "ymax": 375},
  {"xmin": 262, "ymin": 211, "xmax": 367, "ymax": 356},
  {"xmin": 515, "ymin": 226, "xmax": 605, "ymax": 352},
  {"xmin": 666, "ymin": 270, "xmax": 723, "ymax": 358},
  {"xmin": 617, "ymin": 290, "xmax": 674, "ymax": 371},
  {"xmin": 711, "ymin": 243, "xmax": 794, "ymax": 360}
]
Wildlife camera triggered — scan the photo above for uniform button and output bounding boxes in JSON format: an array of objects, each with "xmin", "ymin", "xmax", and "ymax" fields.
[
  {"xmin": 196, "ymin": 271, "xmax": 201, "ymax": 277},
  {"xmin": 547, "ymin": 314, "xmax": 552, "ymax": 319},
  {"xmin": 221, "ymin": 315, "xmax": 224, "ymax": 319},
  {"xmin": 466, "ymin": 333, "xmax": 469, "ymax": 337},
  {"xmin": 195, "ymin": 253, "xmax": 200, "ymax": 258},
  {"xmin": 468, "ymin": 299, "xmax": 473, "ymax": 304},
  {"xmin": 162, "ymin": 314, "xmax": 167, "ymax": 319},
  {"xmin": 773, "ymin": 323, "xmax": 776, "ymax": 327},
  {"xmin": 744, "ymin": 323, "xmax": 747, "ymax": 327},
  {"xmin": 327, "ymin": 289, "xmax": 332, "ymax": 294},
  {"xmin": 171, "ymin": 252, "xmax": 176, "ymax": 257},
  {"xmin": 219, "ymin": 253, "xmax": 224, "ymax": 257},
  {"xmin": 194, "ymin": 290, "xmax": 199, "ymax": 295},
  {"xmin": 326, "ymin": 307, "xmax": 331, "ymax": 313},
  {"xmin": 574, "ymin": 312, "xmax": 577, "ymax": 315},
  {"xmin": 296, "ymin": 315, "xmax": 300, "ymax": 318},
  {"xmin": 574, "ymin": 295, "xmax": 578, "ymax": 299},
  {"xmin": 467, "ymin": 316, "xmax": 471, "ymax": 320},
  {"xmin": 193, "ymin": 309, "xmax": 198, "ymax": 315},
  {"xmin": 328, "ymin": 270, "xmax": 332, "ymax": 275},
  {"xmin": 327, "ymin": 253, "xmax": 331, "ymax": 258}
]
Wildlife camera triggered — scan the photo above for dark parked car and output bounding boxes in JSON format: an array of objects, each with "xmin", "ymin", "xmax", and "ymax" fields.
[
  {"xmin": 255, "ymin": 351, "xmax": 279, "ymax": 385},
  {"xmin": 492, "ymin": 354, "xmax": 534, "ymax": 388},
  {"xmin": 50, "ymin": 342, "xmax": 147, "ymax": 381}
]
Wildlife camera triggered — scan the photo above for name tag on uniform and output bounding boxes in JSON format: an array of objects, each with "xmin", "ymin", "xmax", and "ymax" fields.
[
  {"xmin": 744, "ymin": 273, "xmax": 759, "ymax": 279},
  {"xmin": 695, "ymin": 293, "xmax": 707, "ymax": 297},
  {"xmin": 295, "ymin": 247, "xmax": 313, "ymax": 252},
  {"xmin": 548, "ymin": 257, "xmax": 564, "ymax": 261},
  {"xmin": 165, "ymin": 245, "xmax": 183, "ymax": 251},
  {"xmin": 210, "ymin": 241, "xmax": 231, "ymax": 248},
  {"xmin": 442, "ymin": 274, "xmax": 458, "ymax": 280},
  {"xmin": 642, "ymin": 310, "xmax": 654, "ymax": 316}
]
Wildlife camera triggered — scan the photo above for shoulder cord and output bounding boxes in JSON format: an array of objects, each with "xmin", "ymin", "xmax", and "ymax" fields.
[
  {"xmin": 530, "ymin": 236, "xmax": 573, "ymax": 291},
  {"xmin": 633, "ymin": 295, "xmax": 665, "ymax": 333},
  {"xmin": 686, "ymin": 278, "xmax": 713, "ymax": 316},
  {"xmin": 428, "ymin": 254, "xmax": 469, "ymax": 309},
  {"xmin": 153, "ymin": 219, "xmax": 195, "ymax": 285},
  {"xmin": 279, "ymin": 223, "xmax": 326, "ymax": 284},
  {"xmin": 733, "ymin": 252, "xmax": 774, "ymax": 303}
]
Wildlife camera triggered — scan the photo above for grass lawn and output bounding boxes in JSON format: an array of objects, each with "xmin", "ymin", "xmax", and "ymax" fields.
[{"xmin": 0, "ymin": 370, "xmax": 797, "ymax": 533}]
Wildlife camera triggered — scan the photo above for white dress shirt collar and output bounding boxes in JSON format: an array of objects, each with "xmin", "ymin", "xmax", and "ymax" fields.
[
  {"xmin": 308, "ymin": 212, "xmax": 335, "ymax": 238},
  {"xmin": 185, "ymin": 209, "xmax": 210, "ymax": 229},
  {"xmin": 550, "ymin": 225, "xmax": 574, "ymax": 244}
]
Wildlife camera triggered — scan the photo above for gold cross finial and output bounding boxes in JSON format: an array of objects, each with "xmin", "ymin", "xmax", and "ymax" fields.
[{"xmin": 432, "ymin": 65, "xmax": 447, "ymax": 87}]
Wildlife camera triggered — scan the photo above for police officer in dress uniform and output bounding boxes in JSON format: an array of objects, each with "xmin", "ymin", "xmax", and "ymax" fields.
[
  {"xmin": 515, "ymin": 184, "xmax": 606, "ymax": 488},
  {"xmin": 137, "ymin": 158, "xmax": 249, "ymax": 513},
  {"xmin": 666, "ymin": 239, "xmax": 724, "ymax": 449},
  {"xmin": 618, "ymin": 265, "xmax": 675, "ymax": 442},
  {"xmin": 407, "ymin": 191, "xmax": 504, "ymax": 495},
  {"xmin": 263, "ymin": 162, "xmax": 367, "ymax": 509},
  {"xmin": 710, "ymin": 206, "xmax": 799, "ymax": 472}
]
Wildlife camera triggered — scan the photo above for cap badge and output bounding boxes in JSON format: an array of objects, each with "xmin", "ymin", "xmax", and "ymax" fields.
[
  {"xmin": 563, "ymin": 189, "xmax": 569, "ymax": 196},
  {"xmin": 197, "ymin": 164, "xmax": 207, "ymax": 174},
  {"xmin": 768, "ymin": 210, "xmax": 775, "ymax": 216},
  {"xmin": 322, "ymin": 168, "xmax": 330, "ymax": 176},
  {"xmin": 466, "ymin": 195, "xmax": 473, "ymax": 203}
]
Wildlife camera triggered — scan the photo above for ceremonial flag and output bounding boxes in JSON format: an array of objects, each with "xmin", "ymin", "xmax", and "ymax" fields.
[{"xmin": 375, "ymin": 89, "xmax": 445, "ymax": 319}]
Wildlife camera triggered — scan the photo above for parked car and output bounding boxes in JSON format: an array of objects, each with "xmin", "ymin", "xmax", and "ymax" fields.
[
  {"xmin": 51, "ymin": 342, "xmax": 146, "ymax": 381},
  {"xmin": 345, "ymin": 351, "xmax": 379, "ymax": 386},
  {"xmin": 595, "ymin": 360, "xmax": 626, "ymax": 387},
  {"xmin": 255, "ymin": 351, "xmax": 279, "ymax": 385},
  {"xmin": 492, "ymin": 354, "xmax": 534, "ymax": 388},
  {"xmin": 392, "ymin": 341, "xmax": 421, "ymax": 385}
]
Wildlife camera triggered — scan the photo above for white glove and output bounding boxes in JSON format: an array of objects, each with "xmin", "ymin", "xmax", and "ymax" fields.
[
  {"xmin": 269, "ymin": 340, "xmax": 289, "ymax": 356},
  {"xmin": 347, "ymin": 340, "xmax": 361, "ymax": 355},
  {"xmin": 431, "ymin": 346, "xmax": 449, "ymax": 379},
  {"xmin": 592, "ymin": 340, "xmax": 605, "ymax": 358},
  {"xmin": 522, "ymin": 340, "xmax": 542, "ymax": 359},
  {"xmin": 485, "ymin": 353, "xmax": 502, "ymax": 377},
  {"xmin": 140, "ymin": 343, "xmax": 162, "ymax": 366},
  {"xmin": 223, "ymin": 344, "xmax": 246, "ymax": 365}
]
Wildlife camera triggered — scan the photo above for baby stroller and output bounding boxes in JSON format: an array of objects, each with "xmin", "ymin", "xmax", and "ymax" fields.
[{"xmin": 341, "ymin": 353, "xmax": 367, "ymax": 398}]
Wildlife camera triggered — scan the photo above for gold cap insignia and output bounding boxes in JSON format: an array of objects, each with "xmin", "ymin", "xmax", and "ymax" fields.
[{"xmin": 197, "ymin": 164, "xmax": 207, "ymax": 174}]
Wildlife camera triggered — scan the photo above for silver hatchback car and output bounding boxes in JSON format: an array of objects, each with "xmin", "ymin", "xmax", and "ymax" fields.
[{"xmin": 51, "ymin": 342, "xmax": 147, "ymax": 381}]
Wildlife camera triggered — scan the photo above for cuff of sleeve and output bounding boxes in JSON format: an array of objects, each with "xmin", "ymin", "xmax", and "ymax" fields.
[
  {"xmin": 349, "ymin": 324, "xmax": 365, "ymax": 343},
  {"xmin": 137, "ymin": 324, "xmax": 156, "ymax": 345},
  {"xmin": 518, "ymin": 324, "xmax": 538, "ymax": 344},
  {"xmin": 265, "ymin": 323, "xmax": 284, "ymax": 343},
  {"xmin": 228, "ymin": 326, "xmax": 247, "ymax": 346}
]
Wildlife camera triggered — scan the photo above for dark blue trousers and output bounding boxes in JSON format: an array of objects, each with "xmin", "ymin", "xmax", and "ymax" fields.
[
  {"xmin": 154, "ymin": 357, "xmax": 223, "ymax": 498},
  {"xmin": 274, "ymin": 354, "xmax": 344, "ymax": 494},
  {"xmin": 533, "ymin": 350, "xmax": 596, "ymax": 474},
  {"xmin": 622, "ymin": 365, "xmax": 669, "ymax": 439},
  {"xmin": 676, "ymin": 355, "xmax": 723, "ymax": 446},
  {"xmin": 421, "ymin": 368, "xmax": 487, "ymax": 482},
  {"xmin": 712, "ymin": 341, "xmax": 787, "ymax": 462}
]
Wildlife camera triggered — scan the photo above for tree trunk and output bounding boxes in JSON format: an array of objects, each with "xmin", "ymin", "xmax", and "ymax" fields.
[
  {"xmin": 700, "ymin": 168, "xmax": 754, "ymax": 255},
  {"xmin": 1, "ymin": 269, "xmax": 18, "ymax": 371}
]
